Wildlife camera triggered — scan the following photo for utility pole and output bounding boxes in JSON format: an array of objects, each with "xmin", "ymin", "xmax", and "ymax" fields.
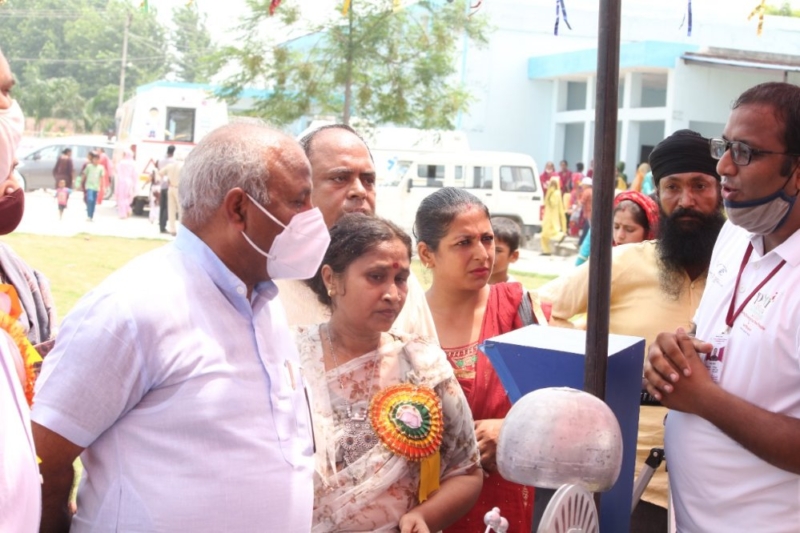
[{"xmin": 118, "ymin": 11, "xmax": 132, "ymax": 109}]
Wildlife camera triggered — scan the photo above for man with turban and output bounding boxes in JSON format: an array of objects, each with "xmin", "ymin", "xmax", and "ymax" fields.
[{"xmin": 538, "ymin": 128, "xmax": 726, "ymax": 529}]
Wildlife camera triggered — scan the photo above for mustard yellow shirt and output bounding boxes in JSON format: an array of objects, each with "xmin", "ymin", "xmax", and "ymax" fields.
[{"xmin": 538, "ymin": 240, "xmax": 704, "ymax": 351}]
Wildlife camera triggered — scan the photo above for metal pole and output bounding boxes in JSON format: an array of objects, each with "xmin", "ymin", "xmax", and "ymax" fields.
[
  {"xmin": 118, "ymin": 11, "xmax": 132, "ymax": 110},
  {"xmin": 583, "ymin": 0, "xmax": 622, "ymax": 400}
]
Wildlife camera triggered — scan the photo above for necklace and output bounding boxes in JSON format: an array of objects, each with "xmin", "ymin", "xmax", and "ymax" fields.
[{"xmin": 325, "ymin": 325, "xmax": 381, "ymax": 466}]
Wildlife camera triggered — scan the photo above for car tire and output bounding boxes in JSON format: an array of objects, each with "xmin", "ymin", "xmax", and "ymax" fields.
[{"xmin": 104, "ymin": 177, "xmax": 114, "ymax": 201}]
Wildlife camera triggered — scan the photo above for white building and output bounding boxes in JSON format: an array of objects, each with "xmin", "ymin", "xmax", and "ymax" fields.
[{"xmin": 458, "ymin": 0, "xmax": 800, "ymax": 177}]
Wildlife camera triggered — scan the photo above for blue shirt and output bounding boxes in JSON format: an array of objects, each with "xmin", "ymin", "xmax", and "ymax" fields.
[{"xmin": 33, "ymin": 228, "xmax": 314, "ymax": 532}]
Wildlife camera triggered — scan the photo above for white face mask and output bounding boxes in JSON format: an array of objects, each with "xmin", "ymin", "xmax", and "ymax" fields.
[
  {"xmin": 0, "ymin": 99, "xmax": 24, "ymax": 180},
  {"xmin": 241, "ymin": 193, "xmax": 331, "ymax": 280},
  {"xmin": 724, "ymin": 180, "xmax": 798, "ymax": 235}
]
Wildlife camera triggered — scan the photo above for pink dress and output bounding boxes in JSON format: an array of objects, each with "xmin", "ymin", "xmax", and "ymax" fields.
[{"xmin": 115, "ymin": 154, "xmax": 136, "ymax": 218}]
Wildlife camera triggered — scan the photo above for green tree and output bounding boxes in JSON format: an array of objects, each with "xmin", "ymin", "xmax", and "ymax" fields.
[
  {"xmin": 216, "ymin": 0, "xmax": 489, "ymax": 128},
  {"xmin": 765, "ymin": 2, "xmax": 800, "ymax": 16},
  {"xmin": 0, "ymin": 0, "xmax": 169, "ymax": 132},
  {"xmin": 172, "ymin": 2, "xmax": 217, "ymax": 83}
]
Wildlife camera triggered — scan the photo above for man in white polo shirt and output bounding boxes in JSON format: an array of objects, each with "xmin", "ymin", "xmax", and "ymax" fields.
[
  {"xmin": 645, "ymin": 82, "xmax": 800, "ymax": 532},
  {"xmin": 32, "ymin": 124, "xmax": 328, "ymax": 532}
]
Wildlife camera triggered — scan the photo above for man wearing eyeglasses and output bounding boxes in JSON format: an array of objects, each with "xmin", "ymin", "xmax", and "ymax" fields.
[{"xmin": 645, "ymin": 82, "xmax": 800, "ymax": 531}]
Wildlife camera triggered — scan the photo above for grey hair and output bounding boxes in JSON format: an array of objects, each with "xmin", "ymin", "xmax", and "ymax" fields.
[{"xmin": 179, "ymin": 123, "xmax": 281, "ymax": 228}]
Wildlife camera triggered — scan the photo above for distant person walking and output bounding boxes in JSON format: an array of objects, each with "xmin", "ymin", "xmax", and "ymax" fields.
[
  {"xmin": 540, "ymin": 176, "xmax": 566, "ymax": 256},
  {"xmin": 81, "ymin": 152, "xmax": 102, "ymax": 221},
  {"xmin": 156, "ymin": 145, "xmax": 175, "ymax": 234},
  {"xmin": 114, "ymin": 149, "xmax": 136, "ymax": 219},
  {"xmin": 52, "ymin": 148, "xmax": 74, "ymax": 189},
  {"xmin": 95, "ymin": 147, "xmax": 113, "ymax": 204},
  {"xmin": 158, "ymin": 153, "xmax": 184, "ymax": 235},
  {"xmin": 55, "ymin": 179, "xmax": 70, "ymax": 220}
]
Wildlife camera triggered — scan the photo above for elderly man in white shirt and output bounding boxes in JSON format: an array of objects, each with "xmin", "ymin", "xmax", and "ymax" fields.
[
  {"xmin": 32, "ymin": 123, "xmax": 330, "ymax": 532},
  {"xmin": 278, "ymin": 124, "xmax": 437, "ymax": 340}
]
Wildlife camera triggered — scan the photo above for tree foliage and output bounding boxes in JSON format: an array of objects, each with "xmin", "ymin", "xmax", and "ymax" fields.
[
  {"xmin": 216, "ymin": 0, "xmax": 489, "ymax": 128},
  {"xmin": 765, "ymin": 2, "xmax": 800, "ymax": 17},
  {"xmin": 172, "ymin": 2, "xmax": 217, "ymax": 83},
  {"xmin": 0, "ymin": 0, "xmax": 206, "ymax": 133}
]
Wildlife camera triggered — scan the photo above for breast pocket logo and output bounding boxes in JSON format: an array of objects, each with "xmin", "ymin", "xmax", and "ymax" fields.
[
  {"xmin": 710, "ymin": 262, "xmax": 728, "ymax": 286},
  {"xmin": 746, "ymin": 291, "xmax": 777, "ymax": 324}
]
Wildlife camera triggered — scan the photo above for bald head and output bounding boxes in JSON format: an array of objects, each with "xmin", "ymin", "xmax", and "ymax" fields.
[{"xmin": 179, "ymin": 123, "xmax": 310, "ymax": 229}]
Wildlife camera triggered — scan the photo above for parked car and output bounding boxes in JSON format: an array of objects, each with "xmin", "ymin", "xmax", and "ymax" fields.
[{"xmin": 16, "ymin": 137, "xmax": 115, "ymax": 198}]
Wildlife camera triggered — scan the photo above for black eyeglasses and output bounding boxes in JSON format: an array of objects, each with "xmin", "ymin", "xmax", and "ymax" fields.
[{"xmin": 709, "ymin": 138, "xmax": 800, "ymax": 166}]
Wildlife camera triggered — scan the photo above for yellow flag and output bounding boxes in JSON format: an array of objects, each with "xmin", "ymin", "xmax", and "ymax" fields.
[
  {"xmin": 393, "ymin": 0, "xmax": 401, "ymax": 11},
  {"xmin": 342, "ymin": 0, "xmax": 351, "ymax": 15},
  {"xmin": 747, "ymin": 0, "xmax": 766, "ymax": 36}
]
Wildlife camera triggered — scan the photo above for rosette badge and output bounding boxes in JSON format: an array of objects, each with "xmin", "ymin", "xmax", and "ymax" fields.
[{"xmin": 369, "ymin": 383, "xmax": 444, "ymax": 501}]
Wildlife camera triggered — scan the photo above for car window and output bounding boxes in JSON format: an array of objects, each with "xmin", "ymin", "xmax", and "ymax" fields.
[
  {"xmin": 74, "ymin": 145, "xmax": 91, "ymax": 159},
  {"xmin": 414, "ymin": 164, "xmax": 445, "ymax": 188},
  {"xmin": 467, "ymin": 166, "xmax": 493, "ymax": 189},
  {"xmin": 29, "ymin": 145, "xmax": 62, "ymax": 160},
  {"xmin": 500, "ymin": 166, "xmax": 537, "ymax": 192}
]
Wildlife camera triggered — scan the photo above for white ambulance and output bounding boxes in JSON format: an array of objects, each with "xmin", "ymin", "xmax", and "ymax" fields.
[
  {"xmin": 115, "ymin": 82, "xmax": 228, "ymax": 215},
  {"xmin": 375, "ymin": 150, "xmax": 543, "ymax": 242}
]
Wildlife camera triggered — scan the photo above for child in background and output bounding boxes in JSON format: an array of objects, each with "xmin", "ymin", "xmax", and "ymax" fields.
[
  {"xmin": 80, "ymin": 152, "xmax": 103, "ymax": 222},
  {"xmin": 489, "ymin": 216, "xmax": 521, "ymax": 284},
  {"xmin": 55, "ymin": 179, "xmax": 70, "ymax": 220}
]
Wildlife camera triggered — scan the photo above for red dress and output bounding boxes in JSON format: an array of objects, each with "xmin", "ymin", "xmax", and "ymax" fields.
[{"xmin": 443, "ymin": 282, "xmax": 534, "ymax": 533}]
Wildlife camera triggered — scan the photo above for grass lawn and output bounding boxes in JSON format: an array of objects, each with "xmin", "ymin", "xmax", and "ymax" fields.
[
  {"xmin": 2, "ymin": 232, "xmax": 555, "ymax": 319},
  {"xmin": 1, "ymin": 233, "xmax": 166, "ymax": 317}
]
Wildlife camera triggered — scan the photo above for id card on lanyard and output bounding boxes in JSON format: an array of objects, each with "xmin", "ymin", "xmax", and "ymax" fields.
[{"xmin": 706, "ymin": 243, "xmax": 786, "ymax": 383}]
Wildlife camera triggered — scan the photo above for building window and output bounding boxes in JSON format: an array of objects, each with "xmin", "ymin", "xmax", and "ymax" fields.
[{"xmin": 566, "ymin": 81, "xmax": 588, "ymax": 111}]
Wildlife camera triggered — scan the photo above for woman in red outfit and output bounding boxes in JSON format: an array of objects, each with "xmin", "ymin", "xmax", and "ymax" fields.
[{"xmin": 415, "ymin": 187, "xmax": 547, "ymax": 533}]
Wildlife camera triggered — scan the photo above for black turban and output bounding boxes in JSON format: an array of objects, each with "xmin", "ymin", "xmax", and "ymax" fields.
[{"xmin": 649, "ymin": 129, "xmax": 720, "ymax": 185}]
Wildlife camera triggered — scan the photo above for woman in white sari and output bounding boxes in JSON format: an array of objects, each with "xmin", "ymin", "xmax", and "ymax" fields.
[{"xmin": 296, "ymin": 213, "xmax": 482, "ymax": 533}]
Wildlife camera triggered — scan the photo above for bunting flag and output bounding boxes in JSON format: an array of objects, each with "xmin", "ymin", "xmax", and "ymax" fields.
[
  {"xmin": 139, "ymin": 0, "xmax": 149, "ymax": 12},
  {"xmin": 342, "ymin": 0, "xmax": 352, "ymax": 15},
  {"xmin": 269, "ymin": 0, "xmax": 282, "ymax": 15},
  {"xmin": 686, "ymin": 0, "xmax": 693, "ymax": 36},
  {"xmin": 554, "ymin": 0, "xmax": 572, "ymax": 36},
  {"xmin": 393, "ymin": 0, "xmax": 401, "ymax": 12},
  {"xmin": 747, "ymin": 0, "xmax": 766, "ymax": 36}
]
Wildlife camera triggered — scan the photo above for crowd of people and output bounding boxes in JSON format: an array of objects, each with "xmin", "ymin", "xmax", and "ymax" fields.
[{"xmin": 2, "ymin": 41, "xmax": 800, "ymax": 533}]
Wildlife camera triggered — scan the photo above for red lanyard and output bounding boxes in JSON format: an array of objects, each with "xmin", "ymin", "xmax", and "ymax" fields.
[{"xmin": 725, "ymin": 243, "xmax": 787, "ymax": 328}]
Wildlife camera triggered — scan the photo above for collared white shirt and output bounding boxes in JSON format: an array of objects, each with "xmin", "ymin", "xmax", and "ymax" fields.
[
  {"xmin": 0, "ymin": 333, "xmax": 41, "ymax": 533},
  {"xmin": 666, "ymin": 221, "xmax": 800, "ymax": 532},
  {"xmin": 32, "ymin": 228, "xmax": 314, "ymax": 532}
]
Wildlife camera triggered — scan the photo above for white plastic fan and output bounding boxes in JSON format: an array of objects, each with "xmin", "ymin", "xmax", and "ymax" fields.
[{"xmin": 537, "ymin": 484, "xmax": 599, "ymax": 533}]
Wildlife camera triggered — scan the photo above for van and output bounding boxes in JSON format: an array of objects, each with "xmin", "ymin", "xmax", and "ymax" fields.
[
  {"xmin": 115, "ymin": 82, "xmax": 228, "ymax": 215},
  {"xmin": 375, "ymin": 151, "xmax": 543, "ymax": 242}
]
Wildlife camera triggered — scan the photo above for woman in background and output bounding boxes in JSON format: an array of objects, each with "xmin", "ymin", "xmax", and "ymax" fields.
[
  {"xmin": 540, "ymin": 176, "xmax": 566, "ymax": 256},
  {"xmin": 415, "ymin": 187, "xmax": 546, "ymax": 533},
  {"xmin": 114, "ymin": 149, "xmax": 136, "ymax": 219},
  {"xmin": 575, "ymin": 190, "xmax": 659, "ymax": 266}
]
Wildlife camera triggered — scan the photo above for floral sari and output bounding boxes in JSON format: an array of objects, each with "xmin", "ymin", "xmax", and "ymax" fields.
[{"xmin": 296, "ymin": 325, "xmax": 480, "ymax": 532}]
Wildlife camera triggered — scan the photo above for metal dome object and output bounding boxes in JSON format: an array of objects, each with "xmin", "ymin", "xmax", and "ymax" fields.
[
  {"xmin": 537, "ymin": 484, "xmax": 599, "ymax": 533},
  {"xmin": 496, "ymin": 387, "xmax": 623, "ymax": 491}
]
